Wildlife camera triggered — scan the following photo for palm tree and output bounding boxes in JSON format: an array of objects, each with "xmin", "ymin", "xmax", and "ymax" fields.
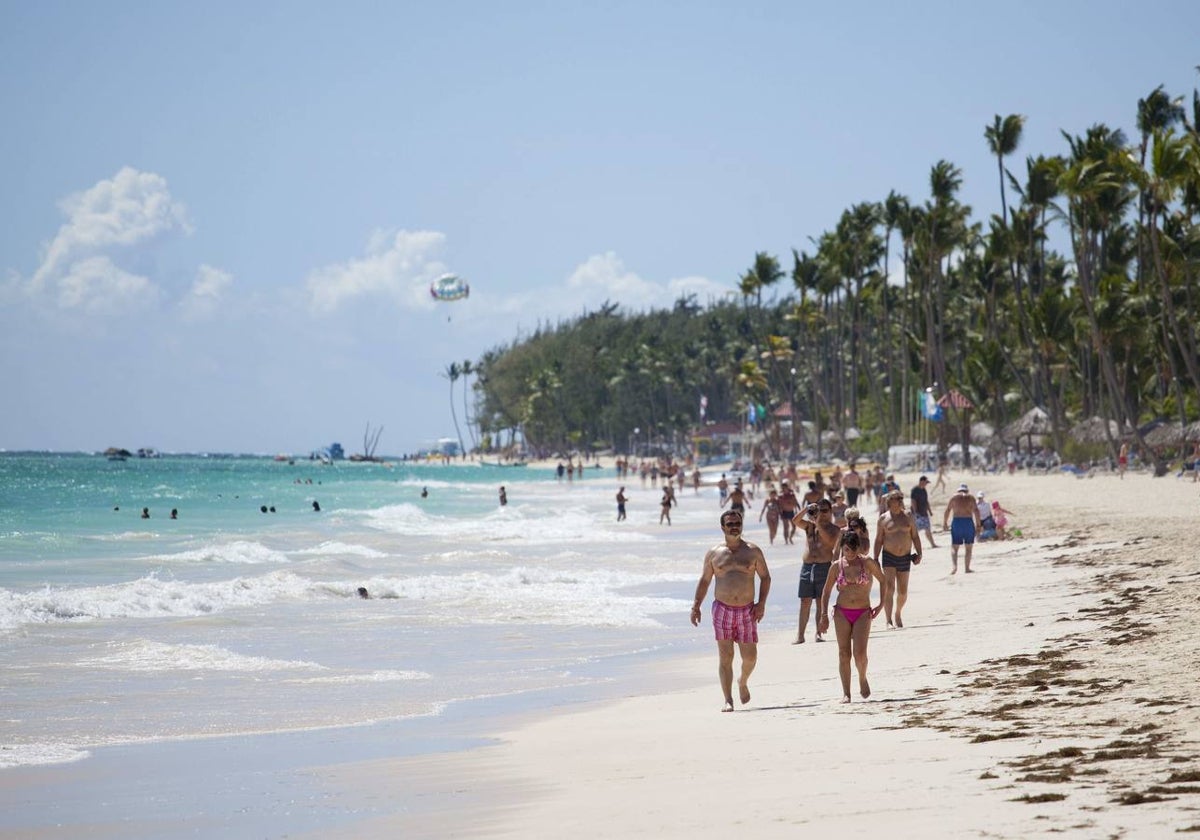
[
  {"xmin": 985, "ymin": 114, "xmax": 1026, "ymax": 226},
  {"xmin": 442, "ymin": 362, "xmax": 465, "ymax": 457},
  {"xmin": 460, "ymin": 359, "xmax": 478, "ymax": 452}
]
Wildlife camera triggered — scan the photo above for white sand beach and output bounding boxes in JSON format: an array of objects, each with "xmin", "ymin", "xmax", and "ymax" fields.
[
  {"xmin": 308, "ymin": 467, "xmax": 1200, "ymax": 838},
  {"xmin": 4, "ymin": 466, "xmax": 1198, "ymax": 838}
]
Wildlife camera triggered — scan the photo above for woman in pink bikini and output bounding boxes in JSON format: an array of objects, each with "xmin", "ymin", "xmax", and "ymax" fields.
[{"xmin": 817, "ymin": 530, "xmax": 887, "ymax": 703}]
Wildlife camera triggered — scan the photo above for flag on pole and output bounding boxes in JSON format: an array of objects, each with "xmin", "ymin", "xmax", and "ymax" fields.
[{"xmin": 921, "ymin": 390, "xmax": 943, "ymax": 421}]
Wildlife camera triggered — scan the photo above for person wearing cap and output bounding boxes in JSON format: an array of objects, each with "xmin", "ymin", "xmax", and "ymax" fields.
[
  {"xmin": 942, "ymin": 484, "xmax": 982, "ymax": 573},
  {"xmin": 691, "ymin": 510, "xmax": 772, "ymax": 712},
  {"xmin": 910, "ymin": 475, "xmax": 938, "ymax": 548},
  {"xmin": 975, "ymin": 491, "xmax": 996, "ymax": 537}
]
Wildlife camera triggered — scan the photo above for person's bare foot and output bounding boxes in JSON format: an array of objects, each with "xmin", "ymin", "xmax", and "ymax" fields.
[
  {"xmin": 721, "ymin": 700, "xmax": 735, "ymax": 713},
  {"xmin": 739, "ymin": 682, "xmax": 751, "ymax": 705},
  {"xmin": 951, "ymin": 564, "xmax": 957, "ymax": 575},
  {"xmin": 860, "ymin": 677, "xmax": 871, "ymax": 699},
  {"xmin": 840, "ymin": 695, "xmax": 851, "ymax": 704},
  {"xmin": 793, "ymin": 635, "xmax": 804, "ymax": 645},
  {"xmin": 965, "ymin": 568, "xmax": 974, "ymax": 573},
  {"xmin": 815, "ymin": 634, "xmax": 825, "ymax": 643},
  {"xmin": 895, "ymin": 616, "xmax": 903, "ymax": 628}
]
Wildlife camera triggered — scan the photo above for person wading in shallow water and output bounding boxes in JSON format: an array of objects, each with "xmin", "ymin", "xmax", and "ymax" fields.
[{"xmin": 690, "ymin": 511, "xmax": 771, "ymax": 712}]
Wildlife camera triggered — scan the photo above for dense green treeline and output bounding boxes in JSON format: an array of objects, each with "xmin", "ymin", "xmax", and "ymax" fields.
[{"xmin": 463, "ymin": 77, "xmax": 1200, "ymax": 464}]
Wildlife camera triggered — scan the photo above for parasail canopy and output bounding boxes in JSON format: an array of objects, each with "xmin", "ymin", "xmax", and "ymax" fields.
[{"xmin": 430, "ymin": 274, "xmax": 470, "ymax": 301}]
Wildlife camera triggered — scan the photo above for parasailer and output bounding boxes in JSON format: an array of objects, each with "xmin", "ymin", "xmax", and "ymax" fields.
[{"xmin": 430, "ymin": 274, "xmax": 469, "ymax": 302}]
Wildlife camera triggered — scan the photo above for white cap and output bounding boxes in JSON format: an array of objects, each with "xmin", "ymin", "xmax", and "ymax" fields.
[{"xmin": 957, "ymin": 483, "xmax": 969, "ymax": 492}]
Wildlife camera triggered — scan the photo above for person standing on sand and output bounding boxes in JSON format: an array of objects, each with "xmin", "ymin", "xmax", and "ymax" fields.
[
  {"xmin": 874, "ymin": 489, "xmax": 920, "ymax": 629},
  {"xmin": 777, "ymin": 480, "xmax": 800, "ymax": 544},
  {"xmin": 842, "ymin": 463, "xmax": 862, "ymax": 506},
  {"xmin": 942, "ymin": 483, "xmax": 981, "ymax": 573},
  {"xmin": 690, "ymin": 511, "xmax": 771, "ymax": 712},
  {"xmin": 659, "ymin": 487, "xmax": 673, "ymax": 525},
  {"xmin": 616, "ymin": 487, "xmax": 628, "ymax": 521},
  {"xmin": 1118, "ymin": 443, "xmax": 1128, "ymax": 479},
  {"xmin": 723, "ymin": 481, "xmax": 748, "ymax": 516},
  {"xmin": 758, "ymin": 488, "xmax": 781, "ymax": 544},
  {"xmin": 817, "ymin": 530, "xmax": 885, "ymax": 703},
  {"xmin": 795, "ymin": 499, "xmax": 839, "ymax": 644},
  {"xmin": 910, "ymin": 475, "xmax": 938, "ymax": 548}
]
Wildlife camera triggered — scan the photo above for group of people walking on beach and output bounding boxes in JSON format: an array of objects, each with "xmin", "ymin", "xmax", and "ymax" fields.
[{"xmin": 691, "ymin": 466, "xmax": 1014, "ymax": 710}]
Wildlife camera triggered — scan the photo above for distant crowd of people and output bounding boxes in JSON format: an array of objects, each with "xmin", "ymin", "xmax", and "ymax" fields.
[{"xmin": 690, "ymin": 459, "xmax": 1018, "ymax": 709}]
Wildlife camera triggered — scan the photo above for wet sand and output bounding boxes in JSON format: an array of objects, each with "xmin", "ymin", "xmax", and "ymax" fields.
[{"xmin": 309, "ymin": 467, "xmax": 1200, "ymax": 838}]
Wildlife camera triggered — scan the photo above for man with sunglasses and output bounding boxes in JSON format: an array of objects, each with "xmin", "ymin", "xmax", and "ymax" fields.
[
  {"xmin": 691, "ymin": 511, "xmax": 772, "ymax": 712},
  {"xmin": 795, "ymin": 499, "xmax": 839, "ymax": 643}
]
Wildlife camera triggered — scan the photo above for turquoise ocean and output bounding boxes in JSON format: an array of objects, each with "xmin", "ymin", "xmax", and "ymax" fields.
[{"xmin": 0, "ymin": 452, "xmax": 716, "ymax": 776}]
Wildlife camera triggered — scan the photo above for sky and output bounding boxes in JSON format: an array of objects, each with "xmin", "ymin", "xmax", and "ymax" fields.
[{"xmin": 2, "ymin": 1, "xmax": 1198, "ymax": 455}]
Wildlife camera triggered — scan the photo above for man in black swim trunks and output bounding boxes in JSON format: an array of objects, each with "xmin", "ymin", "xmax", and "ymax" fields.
[
  {"xmin": 722, "ymin": 480, "xmax": 749, "ymax": 516},
  {"xmin": 777, "ymin": 481, "xmax": 800, "ymax": 545},
  {"xmin": 873, "ymin": 489, "xmax": 920, "ymax": 628},
  {"xmin": 794, "ymin": 499, "xmax": 838, "ymax": 643}
]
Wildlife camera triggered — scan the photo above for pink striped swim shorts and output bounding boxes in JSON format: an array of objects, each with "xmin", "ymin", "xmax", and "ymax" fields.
[{"xmin": 712, "ymin": 599, "xmax": 758, "ymax": 643}]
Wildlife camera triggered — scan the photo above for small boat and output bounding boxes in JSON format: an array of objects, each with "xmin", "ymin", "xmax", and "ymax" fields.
[{"xmin": 480, "ymin": 459, "xmax": 528, "ymax": 468}]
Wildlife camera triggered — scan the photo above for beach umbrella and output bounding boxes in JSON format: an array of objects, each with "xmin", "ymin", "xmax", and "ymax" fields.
[
  {"xmin": 1069, "ymin": 416, "xmax": 1120, "ymax": 445},
  {"xmin": 1185, "ymin": 421, "xmax": 1200, "ymax": 443},
  {"xmin": 1141, "ymin": 421, "xmax": 1185, "ymax": 449},
  {"xmin": 1003, "ymin": 406, "xmax": 1052, "ymax": 452},
  {"xmin": 971, "ymin": 421, "xmax": 995, "ymax": 445}
]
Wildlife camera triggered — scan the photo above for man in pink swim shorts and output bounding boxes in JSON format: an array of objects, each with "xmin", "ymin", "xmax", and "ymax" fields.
[{"xmin": 690, "ymin": 511, "xmax": 772, "ymax": 712}]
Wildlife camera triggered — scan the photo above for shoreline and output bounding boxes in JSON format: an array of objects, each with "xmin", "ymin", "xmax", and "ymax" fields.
[
  {"xmin": 3, "ymin": 470, "xmax": 1197, "ymax": 837},
  {"xmin": 311, "ymin": 469, "xmax": 1200, "ymax": 838}
]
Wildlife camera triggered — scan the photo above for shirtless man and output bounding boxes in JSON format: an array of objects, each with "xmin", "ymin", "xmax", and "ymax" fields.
[
  {"xmin": 795, "ymin": 499, "xmax": 840, "ymax": 643},
  {"xmin": 842, "ymin": 463, "xmax": 862, "ymax": 506},
  {"xmin": 691, "ymin": 511, "xmax": 772, "ymax": 712},
  {"xmin": 717, "ymin": 474, "xmax": 729, "ymax": 505},
  {"xmin": 616, "ymin": 487, "xmax": 628, "ymax": 521},
  {"xmin": 777, "ymin": 481, "xmax": 801, "ymax": 544},
  {"xmin": 874, "ymin": 489, "xmax": 920, "ymax": 628},
  {"xmin": 942, "ymin": 483, "xmax": 982, "ymax": 574},
  {"xmin": 723, "ymin": 481, "xmax": 749, "ymax": 516}
]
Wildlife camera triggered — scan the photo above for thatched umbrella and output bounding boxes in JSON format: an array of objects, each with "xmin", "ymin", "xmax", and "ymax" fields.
[
  {"xmin": 1004, "ymin": 406, "xmax": 1052, "ymax": 453},
  {"xmin": 1185, "ymin": 421, "xmax": 1200, "ymax": 443},
  {"xmin": 1142, "ymin": 421, "xmax": 1185, "ymax": 449},
  {"xmin": 971, "ymin": 421, "xmax": 995, "ymax": 446},
  {"xmin": 1069, "ymin": 416, "xmax": 1120, "ymax": 445}
]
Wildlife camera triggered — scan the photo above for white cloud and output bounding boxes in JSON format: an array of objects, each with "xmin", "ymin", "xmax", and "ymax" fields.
[
  {"xmin": 180, "ymin": 264, "xmax": 233, "ymax": 318},
  {"xmin": 485, "ymin": 251, "xmax": 732, "ymax": 323},
  {"xmin": 54, "ymin": 256, "xmax": 159, "ymax": 314},
  {"xmin": 32, "ymin": 167, "xmax": 191, "ymax": 289},
  {"xmin": 305, "ymin": 229, "xmax": 449, "ymax": 314}
]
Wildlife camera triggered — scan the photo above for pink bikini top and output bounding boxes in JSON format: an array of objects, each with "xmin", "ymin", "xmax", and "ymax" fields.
[{"xmin": 835, "ymin": 558, "xmax": 870, "ymax": 590}]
